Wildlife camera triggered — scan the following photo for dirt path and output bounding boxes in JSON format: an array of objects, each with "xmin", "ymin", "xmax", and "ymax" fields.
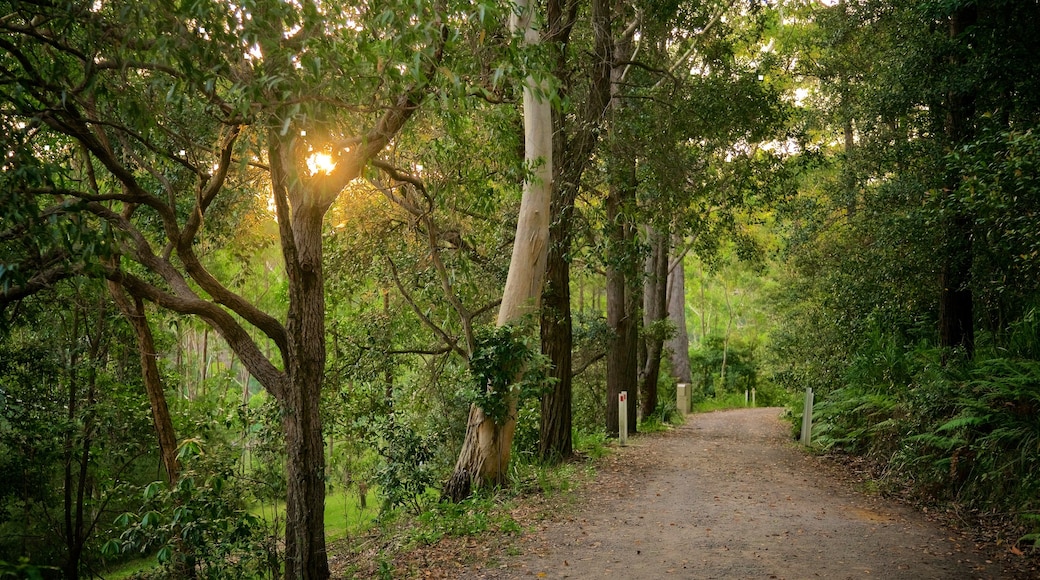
[{"xmin": 456, "ymin": 408, "xmax": 1024, "ymax": 579}]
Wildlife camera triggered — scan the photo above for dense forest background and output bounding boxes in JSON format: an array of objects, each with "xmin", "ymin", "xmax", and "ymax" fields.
[{"xmin": 1, "ymin": 0, "xmax": 1039, "ymax": 578}]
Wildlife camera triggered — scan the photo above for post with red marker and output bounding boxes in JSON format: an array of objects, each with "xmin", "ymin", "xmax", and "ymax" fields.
[{"xmin": 619, "ymin": 391, "xmax": 628, "ymax": 447}]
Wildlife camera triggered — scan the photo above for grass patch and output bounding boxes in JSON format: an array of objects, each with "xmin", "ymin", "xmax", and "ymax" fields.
[
  {"xmin": 693, "ymin": 391, "xmax": 754, "ymax": 413},
  {"xmin": 574, "ymin": 430, "xmax": 611, "ymax": 459},
  {"xmin": 638, "ymin": 415, "xmax": 674, "ymax": 433},
  {"xmin": 101, "ymin": 557, "xmax": 158, "ymax": 579},
  {"xmin": 250, "ymin": 487, "xmax": 379, "ymax": 542},
  {"xmin": 408, "ymin": 494, "xmax": 521, "ymax": 546}
]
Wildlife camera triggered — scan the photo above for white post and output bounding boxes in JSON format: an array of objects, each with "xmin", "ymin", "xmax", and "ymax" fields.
[
  {"xmin": 800, "ymin": 387, "xmax": 814, "ymax": 445},
  {"xmin": 619, "ymin": 391, "xmax": 628, "ymax": 447},
  {"xmin": 751, "ymin": 388, "xmax": 756, "ymax": 407},
  {"xmin": 744, "ymin": 389, "xmax": 749, "ymax": 405},
  {"xmin": 677, "ymin": 383, "xmax": 689, "ymax": 415}
]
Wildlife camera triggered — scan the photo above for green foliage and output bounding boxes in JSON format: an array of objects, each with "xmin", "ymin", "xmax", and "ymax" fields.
[
  {"xmin": 690, "ymin": 334, "xmax": 760, "ymax": 397},
  {"xmin": 796, "ymin": 310, "xmax": 1040, "ymax": 542},
  {"xmin": 458, "ymin": 324, "xmax": 551, "ymax": 426},
  {"xmin": 573, "ymin": 430, "xmax": 611, "ymax": 460},
  {"xmin": 409, "ymin": 495, "xmax": 519, "ymax": 546},
  {"xmin": 0, "ymin": 558, "xmax": 55, "ymax": 580},
  {"xmin": 0, "ymin": 283, "xmax": 160, "ymax": 575},
  {"xmin": 108, "ymin": 442, "xmax": 277, "ymax": 579},
  {"xmin": 691, "ymin": 391, "xmax": 752, "ymax": 414},
  {"xmin": 374, "ymin": 420, "xmax": 438, "ymax": 515},
  {"xmin": 508, "ymin": 460, "xmax": 576, "ymax": 497},
  {"xmin": 510, "ymin": 395, "xmax": 541, "ymax": 463}
]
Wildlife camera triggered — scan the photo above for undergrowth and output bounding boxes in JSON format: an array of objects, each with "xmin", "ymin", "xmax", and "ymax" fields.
[{"xmin": 796, "ymin": 314, "xmax": 1040, "ymax": 547}]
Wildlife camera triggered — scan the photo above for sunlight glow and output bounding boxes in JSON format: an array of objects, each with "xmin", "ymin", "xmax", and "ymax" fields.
[{"xmin": 307, "ymin": 152, "xmax": 336, "ymax": 175}]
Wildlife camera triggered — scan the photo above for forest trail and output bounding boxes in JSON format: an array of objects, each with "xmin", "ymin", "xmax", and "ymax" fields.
[{"xmin": 453, "ymin": 407, "xmax": 1024, "ymax": 580}]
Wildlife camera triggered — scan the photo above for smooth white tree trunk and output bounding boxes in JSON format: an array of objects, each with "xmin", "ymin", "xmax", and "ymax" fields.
[{"xmin": 444, "ymin": 0, "xmax": 552, "ymax": 501}]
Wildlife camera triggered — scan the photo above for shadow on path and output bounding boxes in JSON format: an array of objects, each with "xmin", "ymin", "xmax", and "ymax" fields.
[{"xmin": 463, "ymin": 407, "xmax": 1007, "ymax": 580}]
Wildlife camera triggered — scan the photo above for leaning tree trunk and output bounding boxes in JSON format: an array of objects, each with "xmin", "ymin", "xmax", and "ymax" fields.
[
  {"xmin": 444, "ymin": 0, "xmax": 552, "ymax": 501},
  {"xmin": 108, "ymin": 284, "xmax": 180, "ymax": 484}
]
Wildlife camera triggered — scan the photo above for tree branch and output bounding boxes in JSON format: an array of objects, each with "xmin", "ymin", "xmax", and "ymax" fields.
[{"xmin": 385, "ymin": 254, "xmax": 468, "ymax": 360}]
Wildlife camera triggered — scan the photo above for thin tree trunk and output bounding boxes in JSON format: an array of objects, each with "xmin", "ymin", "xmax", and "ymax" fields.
[
  {"xmin": 108, "ymin": 284, "xmax": 180, "ymax": 484},
  {"xmin": 665, "ymin": 240, "xmax": 692, "ymax": 384},
  {"xmin": 939, "ymin": 6, "xmax": 977, "ymax": 361},
  {"xmin": 720, "ymin": 281, "xmax": 733, "ymax": 387},
  {"xmin": 62, "ymin": 309, "xmax": 82, "ymax": 580},
  {"xmin": 200, "ymin": 327, "xmax": 209, "ymax": 398},
  {"xmin": 605, "ymin": 23, "xmax": 639, "ymax": 436},
  {"xmin": 639, "ymin": 225, "xmax": 669, "ymax": 418}
]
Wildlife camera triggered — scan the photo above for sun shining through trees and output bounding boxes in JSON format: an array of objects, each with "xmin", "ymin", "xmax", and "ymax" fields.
[{"xmin": 307, "ymin": 151, "xmax": 337, "ymax": 175}]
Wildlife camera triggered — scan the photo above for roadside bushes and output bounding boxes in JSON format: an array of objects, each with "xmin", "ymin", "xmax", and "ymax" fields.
[{"xmin": 806, "ymin": 313, "xmax": 1040, "ymax": 536}]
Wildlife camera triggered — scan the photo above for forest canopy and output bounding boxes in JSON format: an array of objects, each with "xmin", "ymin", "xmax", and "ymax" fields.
[{"xmin": 2, "ymin": 0, "xmax": 1039, "ymax": 578}]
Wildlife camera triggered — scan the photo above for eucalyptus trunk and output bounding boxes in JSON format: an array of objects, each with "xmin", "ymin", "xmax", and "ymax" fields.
[
  {"xmin": 281, "ymin": 203, "xmax": 330, "ymax": 580},
  {"xmin": 605, "ymin": 179, "xmax": 639, "ymax": 437},
  {"xmin": 445, "ymin": 0, "xmax": 552, "ymax": 500},
  {"xmin": 605, "ymin": 26, "xmax": 638, "ymax": 437}
]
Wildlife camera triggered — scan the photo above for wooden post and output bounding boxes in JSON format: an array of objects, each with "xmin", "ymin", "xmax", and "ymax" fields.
[
  {"xmin": 800, "ymin": 387, "xmax": 814, "ymax": 445},
  {"xmin": 751, "ymin": 388, "xmax": 756, "ymax": 407},
  {"xmin": 619, "ymin": 391, "xmax": 628, "ymax": 446},
  {"xmin": 676, "ymin": 383, "xmax": 689, "ymax": 415}
]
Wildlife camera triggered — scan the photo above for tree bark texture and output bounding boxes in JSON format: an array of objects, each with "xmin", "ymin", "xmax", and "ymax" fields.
[
  {"xmin": 538, "ymin": 0, "xmax": 613, "ymax": 462},
  {"xmin": 665, "ymin": 244, "xmax": 692, "ymax": 384},
  {"xmin": 605, "ymin": 182, "xmax": 639, "ymax": 437},
  {"xmin": 108, "ymin": 284, "xmax": 180, "ymax": 485},
  {"xmin": 445, "ymin": 0, "xmax": 553, "ymax": 500},
  {"xmin": 639, "ymin": 225, "xmax": 669, "ymax": 418},
  {"xmin": 605, "ymin": 23, "xmax": 639, "ymax": 436},
  {"xmin": 267, "ymin": 130, "xmax": 344, "ymax": 579},
  {"xmin": 540, "ymin": 228, "xmax": 574, "ymax": 460}
]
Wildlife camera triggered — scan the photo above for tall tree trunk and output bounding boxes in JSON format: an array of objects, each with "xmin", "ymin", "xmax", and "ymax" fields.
[
  {"xmin": 939, "ymin": 5, "xmax": 977, "ymax": 360},
  {"xmin": 62, "ymin": 309, "xmax": 83, "ymax": 580},
  {"xmin": 639, "ymin": 225, "xmax": 669, "ymax": 418},
  {"xmin": 720, "ymin": 280, "xmax": 734, "ymax": 387},
  {"xmin": 538, "ymin": 0, "xmax": 613, "ymax": 462},
  {"xmin": 445, "ymin": 0, "xmax": 552, "ymax": 500},
  {"xmin": 605, "ymin": 24, "xmax": 638, "ymax": 436},
  {"xmin": 281, "ymin": 202, "xmax": 330, "ymax": 580},
  {"xmin": 605, "ymin": 178, "xmax": 639, "ymax": 436},
  {"xmin": 539, "ymin": 228, "xmax": 574, "ymax": 460},
  {"xmin": 665, "ymin": 240, "xmax": 692, "ymax": 384}
]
